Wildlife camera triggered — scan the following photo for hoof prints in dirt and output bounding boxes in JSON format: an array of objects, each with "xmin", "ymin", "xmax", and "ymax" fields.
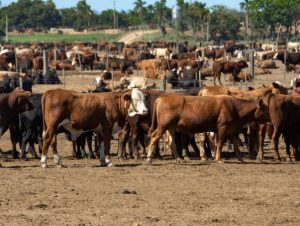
[{"xmin": 121, "ymin": 189, "xmax": 137, "ymax": 195}]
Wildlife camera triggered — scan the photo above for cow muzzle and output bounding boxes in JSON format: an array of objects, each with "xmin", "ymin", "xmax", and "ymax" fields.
[{"xmin": 142, "ymin": 108, "xmax": 148, "ymax": 115}]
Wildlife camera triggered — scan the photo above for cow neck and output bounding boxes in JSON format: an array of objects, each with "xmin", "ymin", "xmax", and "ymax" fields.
[
  {"xmin": 231, "ymin": 98, "xmax": 259, "ymax": 123},
  {"xmin": 263, "ymin": 91, "xmax": 273, "ymax": 108},
  {"xmin": 117, "ymin": 91, "xmax": 129, "ymax": 117},
  {"xmin": 2, "ymin": 93, "xmax": 16, "ymax": 118}
]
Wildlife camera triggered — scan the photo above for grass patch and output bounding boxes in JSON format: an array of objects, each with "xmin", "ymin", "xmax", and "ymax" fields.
[
  {"xmin": 136, "ymin": 29, "xmax": 205, "ymax": 45},
  {"xmin": 6, "ymin": 32, "xmax": 121, "ymax": 43}
]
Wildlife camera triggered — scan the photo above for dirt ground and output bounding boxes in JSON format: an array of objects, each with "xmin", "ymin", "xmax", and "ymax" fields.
[{"xmin": 1, "ymin": 60, "xmax": 300, "ymax": 226}]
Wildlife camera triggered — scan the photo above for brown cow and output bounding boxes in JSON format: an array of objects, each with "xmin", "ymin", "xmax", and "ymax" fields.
[
  {"xmin": 146, "ymin": 95, "xmax": 269, "ymax": 163},
  {"xmin": 212, "ymin": 60, "xmax": 248, "ymax": 85},
  {"xmin": 41, "ymin": 88, "xmax": 148, "ymax": 168},
  {"xmin": 0, "ymin": 88, "xmax": 33, "ymax": 164},
  {"xmin": 267, "ymin": 94, "xmax": 300, "ymax": 161},
  {"xmin": 257, "ymin": 59, "xmax": 277, "ymax": 69},
  {"xmin": 137, "ymin": 59, "xmax": 158, "ymax": 73},
  {"xmin": 198, "ymin": 82, "xmax": 290, "ymax": 160},
  {"xmin": 32, "ymin": 56, "xmax": 43, "ymax": 71},
  {"xmin": 229, "ymin": 71, "xmax": 252, "ymax": 82}
]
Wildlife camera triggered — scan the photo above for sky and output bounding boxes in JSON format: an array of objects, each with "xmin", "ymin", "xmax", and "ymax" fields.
[{"xmin": 1, "ymin": 0, "xmax": 242, "ymax": 12}]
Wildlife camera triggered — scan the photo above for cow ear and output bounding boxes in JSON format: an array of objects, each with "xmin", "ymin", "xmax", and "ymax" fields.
[
  {"xmin": 123, "ymin": 93, "xmax": 131, "ymax": 101},
  {"xmin": 272, "ymin": 82, "xmax": 281, "ymax": 89}
]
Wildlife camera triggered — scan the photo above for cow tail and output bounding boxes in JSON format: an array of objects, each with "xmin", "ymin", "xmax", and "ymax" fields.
[
  {"xmin": 148, "ymin": 99, "xmax": 159, "ymax": 138},
  {"xmin": 41, "ymin": 92, "xmax": 47, "ymax": 138}
]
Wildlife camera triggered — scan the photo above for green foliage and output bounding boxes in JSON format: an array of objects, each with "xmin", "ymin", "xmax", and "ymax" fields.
[
  {"xmin": 0, "ymin": 0, "xmax": 299, "ymax": 42},
  {"xmin": 210, "ymin": 5, "xmax": 242, "ymax": 42},
  {"xmin": 0, "ymin": 29, "xmax": 5, "ymax": 36},
  {"xmin": 7, "ymin": 33, "xmax": 120, "ymax": 43},
  {"xmin": 0, "ymin": 0, "xmax": 61, "ymax": 30},
  {"xmin": 243, "ymin": 0, "xmax": 300, "ymax": 39}
]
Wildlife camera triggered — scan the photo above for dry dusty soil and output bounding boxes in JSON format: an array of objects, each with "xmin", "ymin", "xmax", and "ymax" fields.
[{"xmin": 1, "ymin": 60, "xmax": 300, "ymax": 226}]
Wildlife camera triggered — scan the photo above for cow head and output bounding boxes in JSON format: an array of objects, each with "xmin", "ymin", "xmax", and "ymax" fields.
[
  {"xmin": 123, "ymin": 88, "xmax": 148, "ymax": 116},
  {"xmin": 254, "ymin": 99, "xmax": 270, "ymax": 123},
  {"xmin": 238, "ymin": 60, "xmax": 248, "ymax": 69},
  {"xmin": 9, "ymin": 88, "xmax": 34, "ymax": 113},
  {"xmin": 271, "ymin": 81, "xmax": 289, "ymax": 94}
]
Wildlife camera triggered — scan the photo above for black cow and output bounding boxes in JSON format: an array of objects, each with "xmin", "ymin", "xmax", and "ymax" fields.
[
  {"xmin": 32, "ymin": 69, "xmax": 62, "ymax": 84},
  {"xmin": 274, "ymin": 52, "xmax": 300, "ymax": 71},
  {"xmin": 17, "ymin": 58, "xmax": 33, "ymax": 73},
  {"xmin": 19, "ymin": 93, "xmax": 43, "ymax": 159}
]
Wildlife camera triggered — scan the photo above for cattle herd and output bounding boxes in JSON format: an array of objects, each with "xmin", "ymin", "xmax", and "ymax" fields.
[{"xmin": 1, "ymin": 40, "xmax": 300, "ymax": 168}]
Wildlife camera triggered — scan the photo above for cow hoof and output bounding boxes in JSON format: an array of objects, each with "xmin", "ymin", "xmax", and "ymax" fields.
[
  {"xmin": 146, "ymin": 158, "xmax": 152, "ymax": 164},
  {"xmin": 89, "ymin": 155, "xmax": 96, "ymax": 160},
  {"xmin": 41, "ymin": 163, "xmax": 48, "ymax": 168},
  {"xmin": 183, "ymin": 156, "xmax": 191, "ymax": 161},
  {"xmin": 57, "ymin": 164, "xmax": 66, "ymax": 168},
  {"xmin": 99, "ymin": 161, "xmax": 108, "ymax": 167},
  {"xmin": 176, "ymin": 157, "xmax": 183, "ymax": 163},
  {"xmin": 237, "ymin": 158, "xmax": 244, "ymax": 163},
  {"xmin": 21, "ymin": 156, "xmax": 28, "ymax": 161},
  {"xmin": 256, "ymin": 155, "xmax": 263, "ymax": 162},
  {"xmin": 274, "ymin": 157, "xmax": 282, "ymax": 162},
  {"xmin": 289, "ymin": 158, "xmax": 296, "ymax": 163},
  {"xmin": 12, "ymin": 154, "xmax": 19, "ymax": 159},
  {"xmin": 200, "ymin": 157, "xmax": 208, "ymax": 162}
]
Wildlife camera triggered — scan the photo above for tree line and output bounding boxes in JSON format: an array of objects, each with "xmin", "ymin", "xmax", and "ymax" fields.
[{"xmin": 0, "ymin": 0, "xmax": 299, "ymax": 43}]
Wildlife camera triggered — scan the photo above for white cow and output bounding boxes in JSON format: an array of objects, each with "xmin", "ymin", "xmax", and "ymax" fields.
[{"xmin": 151, "ymin": 48, "xmax": 170, "ymax": 59}]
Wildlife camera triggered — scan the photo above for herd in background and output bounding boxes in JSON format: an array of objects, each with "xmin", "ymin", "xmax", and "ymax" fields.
[
  {"xmin": 1, "ymin": 39, "xmax": 300, "ymax": 167},
  {"xmin": 0, "ymin": 40, "xmax": 300, "ymax": 91}
]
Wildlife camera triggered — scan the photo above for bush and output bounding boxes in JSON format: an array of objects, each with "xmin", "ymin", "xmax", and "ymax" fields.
[{"xmin": 0, "ymin": 29, "xmax": 5, "ymax": 37}]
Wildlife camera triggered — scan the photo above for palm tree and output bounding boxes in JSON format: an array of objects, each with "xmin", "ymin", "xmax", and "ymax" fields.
[
  {"xmin": 240, "ymin": 0, "xmax": 250, "ymax": 40},
  {"xmin": 134, "ymin": 0, "xmax": 146, "ymax": 26},
  {"xmin": 154, "ymin": 0, "xmax": 167, "ymax": 27}
]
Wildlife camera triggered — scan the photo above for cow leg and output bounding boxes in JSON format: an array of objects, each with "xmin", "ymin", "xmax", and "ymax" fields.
[
  {"xmin": 180, "ymin": 133, "xmax": 191, "ymax": 160},
  {"xmin": 196, "ymin": 133, "xmax": 208, "ymax": 160},
  {"xmin": 38, "ymin": 136, "xmax": 43, "ymax": 154},
  {"xmin": 217, "ymin": 73, "xmax": 223, "ymax": 86},
  {"xmin": 72, "ymin": 141, "xmax": 80, "ymax": 159},
  {"xmin": 257, "ymin": 124, "xmax": 267, "ymax": 161},
  {"xmin": 147, "ymin": 127, "xmax": 167, "ymax": 163},
  {"xmin": 94, "ymin": 134, "xmax": 100, "ymax": 158},
  {"xmin": 101, "ymin": 126, "xmax": 114, "ymax": 167},
  {"xmin": 215, "ymin": 130, "xmax": 226, "ymax": 162},
  {"xmin": 284, "ymin": 134, "xmax": 293, "ymax": 161},
  {"xmin": 41, "ymin": 128, "xmax": 56, "ymax": 168},
  {"xmin": 78, "ymin": 136, "xmax": 88, "ymax": 159},
  {"xmin": 137, "ymin": 131, "xmax": 147, "ymax": 157},
  {"xmin": 206, "ymin": 132, "xmax": 216, "ymax": 158},
  {"xmin": 190, "ymin": 135, "xmax": 200, "ymax": 158},
  {"xmin": 229, "ymin": 134, "xmax": 244, "ymax": 162},
  {"xmin": 131, "ymin": 132, "xmax": 140, "ymax": 160},
  {"xmin": 86, "ymin": 133, "xmax": 96, "ymax": 159},
  {"xmin": 168, "ymin": 130, "xmax": 182, "ymax": 162},
  {"xmin": 9, "ymin": 124, "xmax": 20, "ymax": 159},
  {"xmin": 21, "ymin": 130, "xmax": 31, "ymax": 160},
  {"xmin": 272, "ymin": 127, "xmax": 282, "ymax": 161},
  {"xmin": 51, "ymin": 135, "xmax": 64, "ymax": 167},
  {"xmin": 28, "ymin": 140, "xmax": 38, "ymax": 159},
  {"xmin": 118, "ymin": 123, "xmax": 130, "ymax": 159}
]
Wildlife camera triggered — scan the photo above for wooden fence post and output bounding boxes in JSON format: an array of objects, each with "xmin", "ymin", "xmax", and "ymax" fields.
[
  {"xmin": 43, "ymin": 49, "xmax": 49, "ymax": 76},
  {"xmin": 249, "ymin": 50, "xmax": 255, "ymax": 80}
]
